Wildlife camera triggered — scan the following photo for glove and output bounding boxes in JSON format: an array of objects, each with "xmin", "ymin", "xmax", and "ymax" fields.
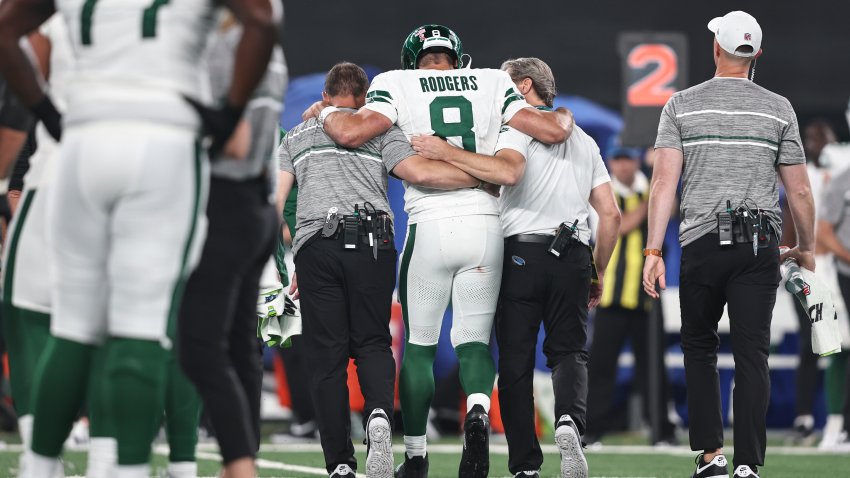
[
  {"xmin": 184, "ymin": 96, "xmax": 243, "ymax": 156},
  {"xmin": 32, "ymin": 96, "xmax": 62, "ymax": 141},
  {"xmin": 257, "ymin": 284, "xmax": 302, "ymax": 348}
]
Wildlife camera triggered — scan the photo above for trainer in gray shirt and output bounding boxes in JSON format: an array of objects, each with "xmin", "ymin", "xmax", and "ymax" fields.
[
  {"xmin": 655, "ymin": 77, "xmax": 805, "ymax": 246},
  {"xmin": 278, "ymin": 114, "xmax": 413, "ymax": 255}
]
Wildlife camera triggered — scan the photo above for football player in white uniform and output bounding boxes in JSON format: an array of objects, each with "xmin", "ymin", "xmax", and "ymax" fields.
[
  {"xmin": 310, "ymin": 25, "xmax": 573, "ymax": 478},
  {"xmin": 0, "ymin": 14, "xmax": 70, "ymax": 466},
  {"xmin": 0, "ymin": 0, "xmax": 278, "ymax": 476}
]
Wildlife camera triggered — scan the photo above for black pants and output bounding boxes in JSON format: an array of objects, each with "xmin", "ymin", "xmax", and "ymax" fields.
[
  {"xmin": 495, "ymin": 240, "xmax": 591, "ymax": 474},
  {"xmin": 838, "ymin": 272, "xmax": 850, "ymax": 433},
  {"xmin": 178, "ymin": 177, "xmax": 277, "ymax": 464},
  {"xmin": 586, "ymin": 306, "xmax": 676, "ymax": 441},
  {"xmin": 679, "ymin": 234, "xmax": 779, "ymax": 468},
  {"xmin": 294, "ymin": 235, "xmax": 397, "ymax": 473},
  {"xmin": 793, "ymin": 296, "xmax": 819, "ymax": 417}
]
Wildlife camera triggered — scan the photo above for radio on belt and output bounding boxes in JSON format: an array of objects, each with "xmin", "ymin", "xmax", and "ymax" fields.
[
  {"xmin": 548, "ymin": 219, "xmax": 579, "ymax": 257},
  {"xmin": 717, "ymin": 200, "xmax": 734, "ymax": 246},
  {"xmin": 343, "ymin": 213, "xmax": 360, "ymax": 250}
]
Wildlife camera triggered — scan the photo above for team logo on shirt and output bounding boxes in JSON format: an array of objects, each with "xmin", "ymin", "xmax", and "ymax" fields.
[{"xmin": 512, "ymin": 255, "xmax": 526, "ymax": 266}]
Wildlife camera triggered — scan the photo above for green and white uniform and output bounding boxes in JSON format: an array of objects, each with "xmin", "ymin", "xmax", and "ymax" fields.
[
  {"xmin": 0, "ymin": 14, "xmax": 71, "ymax": 460},
  {"xmin": 23, "ymin": 1, "xmax": 217, "ymax": 477},
  {"xmin": 363, "ymin": 68, "xmax": 531, "ymax": 437}
]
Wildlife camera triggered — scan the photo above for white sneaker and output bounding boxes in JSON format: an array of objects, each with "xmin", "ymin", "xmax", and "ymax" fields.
[
  {"xmin": 733, "ymin": 465, "xmax": 760, "ymax": 478},
  {"xmin": 554, "ymin": 415, "xmax": 587, "ymax": 478},
  {"xmin": 833, "ymin": 431, "xmax": 850, "ymax": 451},
  {"xmin": 63, "ymin": 419, "xmax": 90, "ymax": 449},
  {"xmin": 330, "ymin": 464, "xmax": 355, "ymax": 477},
  {"xmin": 166, "ymin": 461, "xmax": 197, "ymax": 478},
  {"xmin": 365, "ymin": 409, "xmax": 393, "ymax": 478}
]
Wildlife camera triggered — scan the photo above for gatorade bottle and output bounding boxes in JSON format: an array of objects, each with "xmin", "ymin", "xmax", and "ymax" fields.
[{"xmin": 779, "ymin": 246, "xmax": 808, "ymax": 307}]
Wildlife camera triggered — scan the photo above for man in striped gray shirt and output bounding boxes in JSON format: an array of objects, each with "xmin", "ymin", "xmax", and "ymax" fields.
[{"xmin": 642, "ymin": 10, "xmax": 815, "ymax": 478}]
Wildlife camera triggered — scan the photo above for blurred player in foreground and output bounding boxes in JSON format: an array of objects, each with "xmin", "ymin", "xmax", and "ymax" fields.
[{"xmin": 0, "ymin": 0, "xmax": 278, "ymax": 476}]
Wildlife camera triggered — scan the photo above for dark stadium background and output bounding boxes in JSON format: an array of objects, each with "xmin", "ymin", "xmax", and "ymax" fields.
[{"xmin": 282, "ymin": 0, "xmax": 850, "ymax": 139}]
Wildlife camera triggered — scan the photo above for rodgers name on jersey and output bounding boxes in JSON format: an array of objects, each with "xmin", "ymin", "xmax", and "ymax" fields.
[{"xmin": 363, "ymin": 68, "xmax": 530, "ymax": 224}]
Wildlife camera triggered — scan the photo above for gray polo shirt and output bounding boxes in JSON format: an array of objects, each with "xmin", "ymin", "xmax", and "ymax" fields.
[
  {"xmin": 278, "ymin": 115, "xmax": 415, "ymax": 255},
  {"xmin": 204, "ymin": 23, "xmax": 287, "ymax": 180},
  {"xmin": 655, "ymin": 77, "xmax": 805, "ymax": 246},
  {"xmin": 820, "ymin": 168, "xmax": 850, "ymax": 276}
]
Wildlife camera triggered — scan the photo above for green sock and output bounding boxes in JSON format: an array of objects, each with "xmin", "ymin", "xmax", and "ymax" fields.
[
  {"xmin": 87, "ymin": 346, "xmax": 110, "ymax": 438},
  {"xmin": 399, "ymin": 343, "xmax": 437, "ymax": 436},
  {"xmin": 17, "ymin": 310, "xmax": 52, "ymax": 416},
  {"xmin": 30, "ymin": 337, "xmax": 95, "ymax": 457},
  {"xmin": 100, "ymin": 338, "xmax": 169, "ymax": 465},
  {"xmin": 455, "ymin": 342, "xmax": 496, "ymax": 397},
  {"xmin": 164, "ymin": 356, "xmax": 201, "ymax": 463},
  {"xmin": 825, "ymin": 351, "xmax": 848, "ymax": 414},
  {"xmin": 2, "ymin": 303, "xmax": 27, "ymax": 415}
]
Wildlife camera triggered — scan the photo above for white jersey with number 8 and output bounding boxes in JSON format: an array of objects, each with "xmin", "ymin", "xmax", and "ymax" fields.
[
  {"xmin": 58, "ymin": 0, "xmax": 217, "ymax": 128},
  {"xmin": 363, "ymin": 68, "xmax": 530, "ymax": 224}
]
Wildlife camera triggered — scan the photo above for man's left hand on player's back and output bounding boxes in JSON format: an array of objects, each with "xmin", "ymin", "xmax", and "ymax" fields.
[{"xmin": 411, "ymin": 134, "xmax": 456, "ymax": 161}]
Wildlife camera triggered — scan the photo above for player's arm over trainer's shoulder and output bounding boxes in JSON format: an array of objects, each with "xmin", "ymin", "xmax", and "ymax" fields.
[
  {"xmin": 380, "ymin": 125, "xmax": 481, "ymax": 190},
  {"xmin": 310, "ymin": 71, "xmax": 401, "ymax": 149}
]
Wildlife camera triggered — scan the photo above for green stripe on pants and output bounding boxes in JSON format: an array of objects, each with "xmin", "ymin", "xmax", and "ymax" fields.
[
  {"xmin": 166, "ymin": 142, "xmax": 203, "ymax": 341},
  {"xmin": 397, "ymin": 224, "xmax": 438, "ymax": 435}
]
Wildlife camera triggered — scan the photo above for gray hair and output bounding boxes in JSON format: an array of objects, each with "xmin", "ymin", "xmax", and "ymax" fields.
[{"xmin": 501, "ymin": 57, "xmax": 556, "ymax": 107}]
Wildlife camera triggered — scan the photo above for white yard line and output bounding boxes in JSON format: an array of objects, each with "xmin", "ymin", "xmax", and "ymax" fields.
[{"xmin": 223, "ymin": 442, "xmax": 849, "ymax": 456}]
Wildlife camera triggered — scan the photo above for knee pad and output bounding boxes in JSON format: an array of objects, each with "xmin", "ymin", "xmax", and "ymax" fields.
[
  {"xmin": 407, "ymin": 322, "xmax": 441, "ymax": 347},
  {"xmin": 450, "ymin": 320, "xmax": 492, "ymax": 348}
]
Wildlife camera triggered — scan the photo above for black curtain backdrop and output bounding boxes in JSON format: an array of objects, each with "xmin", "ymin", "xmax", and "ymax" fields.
[{"xmin": 282, "ymin": 0, "xmax": 850, "ymax": 138}]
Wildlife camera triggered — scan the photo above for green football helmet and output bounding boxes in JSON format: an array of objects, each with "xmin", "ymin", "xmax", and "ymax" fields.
[{"xmin": 400, "ymin": 24, "xmax": 464, "ymax": 70}]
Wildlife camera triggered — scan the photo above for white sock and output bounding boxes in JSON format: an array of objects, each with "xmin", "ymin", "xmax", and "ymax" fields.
[
  {"xmin": 86, "ymin": 437, "xmax": 117, "ymax": 478},
  {"xmin": 466, "ymin": 393, "xmax": 491, "ymax": 413},
  {"xmin": 26, "ymin": 452, "xmax": 61, "ymax": 478},
  {"xmin": 167, "ymin": 461, "xmax": 198, "ymax": 478},
  {"xmin": 116, "ymin": 464, "xmax": 149, "ymax": 478},
  {"xmin": 19, "ymin": 414, "xmax": 33, "ymax": 450},
  {"xmin": 404, "ymin": 435, "xmax": 427, "ymax": 458}
]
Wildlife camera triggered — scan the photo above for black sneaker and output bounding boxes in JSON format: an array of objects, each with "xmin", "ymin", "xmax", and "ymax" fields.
[
  {"xmin": 733, "ymin": 465, "xmax": 760, "ymax": 478},
  {"xmin": 554, "ymin": 414, "xmax": 587, "ymax": 478},
  {"xmin": 458, "ymin": 404, "xmax": 490, "ymax": 478},
  {"xmin": 691, "ymin": 454, "xmax": 728, "ymax": 478},
  {"xmin": 394, "ymin": 454, "xmax": 428, "ymax": 478},
  {"xmin": 365, "ymin": 409, "xmax": 393, "ymax": 478},
  {"xmin": 786, "ymin": 415, "xmax": 815, "ymax": 446},
  {"xmin": 330, "ymin": 464, "xmax": 356, "ymax": 477}
]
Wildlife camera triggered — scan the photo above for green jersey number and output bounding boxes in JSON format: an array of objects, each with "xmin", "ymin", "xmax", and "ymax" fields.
[
  {"xmin": 81, "ymin": 0, "xmax": 170, "ymax": 45},
  {"xmin": 429, "ymin": 96, "xmax": 476, "ymax": 153}
]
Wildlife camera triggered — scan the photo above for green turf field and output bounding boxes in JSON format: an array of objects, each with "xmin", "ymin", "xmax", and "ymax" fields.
[{"xmin": 0, "ymin": 440, "xmax": 846, "ymax": 478}]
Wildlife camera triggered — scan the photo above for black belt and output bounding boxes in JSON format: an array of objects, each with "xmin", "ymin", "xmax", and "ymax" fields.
[{"xmin": 506, "ymin": 234, "xmax": 555, "ymax": 245}]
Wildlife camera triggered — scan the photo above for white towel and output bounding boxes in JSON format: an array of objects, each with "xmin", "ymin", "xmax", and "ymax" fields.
[{"xmin": 799, "ymin": 268, "xmax": 842, "ymax": 356}]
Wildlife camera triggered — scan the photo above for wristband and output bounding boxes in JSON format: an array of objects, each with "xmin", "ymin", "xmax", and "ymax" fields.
[
  {"xmin": 643, "ymin": 248, "xmax": 662, "ymax": 257},
  {"xmin": 32, "ymin": 96, "xmax": 62, "ymax": 141},
  {"xmin": 318, "ymin": 106, "xmax": 340, "ymax": 126}
]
